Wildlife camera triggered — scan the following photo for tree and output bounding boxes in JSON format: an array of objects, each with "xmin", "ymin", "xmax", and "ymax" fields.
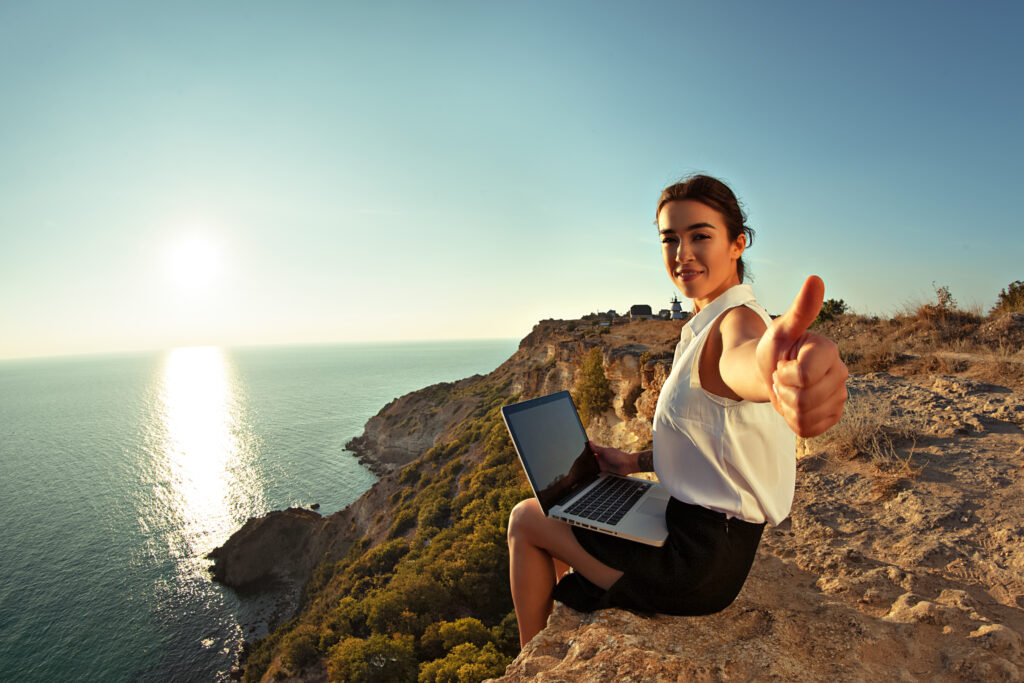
[{"xmin": 573, "ymin": 347, "xmax": 612, "ymax": 426}]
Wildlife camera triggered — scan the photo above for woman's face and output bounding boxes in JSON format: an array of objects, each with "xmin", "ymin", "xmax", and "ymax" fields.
[{"xmin": 658, "ymin": 199, "xmax": 745, "ymax": 311}]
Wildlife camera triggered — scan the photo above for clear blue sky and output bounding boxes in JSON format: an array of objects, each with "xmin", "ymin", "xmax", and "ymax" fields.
[{"xmin": 1, "ymin": 1, "xmax": 1021, "ymax": 359}]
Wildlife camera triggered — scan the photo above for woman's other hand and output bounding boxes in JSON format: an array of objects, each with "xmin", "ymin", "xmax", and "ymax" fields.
[
  {"xmin": 588, "ymin": 441, "xmax": 638, "ymax": 475},
  {"xmin": 755, "ymin": 276, "xmax": 849, "ymax": 438}
]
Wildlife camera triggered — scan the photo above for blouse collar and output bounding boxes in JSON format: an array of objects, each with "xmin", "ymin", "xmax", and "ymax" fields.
[{"xmin": 682, "ymin": 284, "xmax": 757, "ymax": 341}]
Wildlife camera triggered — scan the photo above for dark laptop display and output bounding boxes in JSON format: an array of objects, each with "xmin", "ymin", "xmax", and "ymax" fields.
[{"xmin": 501, "ymin": 391, "xmax": 600, "ymax": 513}]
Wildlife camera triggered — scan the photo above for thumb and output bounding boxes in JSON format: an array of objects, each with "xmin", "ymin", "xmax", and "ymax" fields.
[{"xmin": 775, "ymin": 275, "xmax": 825, "ymax": 351}]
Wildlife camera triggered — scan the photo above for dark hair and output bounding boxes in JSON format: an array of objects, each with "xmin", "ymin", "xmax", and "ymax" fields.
[{"xmin": 655, "ymin": 174, "xmax": 756, "ymax": 283}]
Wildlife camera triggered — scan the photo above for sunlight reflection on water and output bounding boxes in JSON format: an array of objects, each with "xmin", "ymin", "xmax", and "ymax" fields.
[{"xmin": 153, "ymin": 347, "xmax": 265, "ymax": 578}]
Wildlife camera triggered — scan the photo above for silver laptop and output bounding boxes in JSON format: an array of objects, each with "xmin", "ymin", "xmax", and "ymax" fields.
[{"xmin": 501, "ymin": 390, "xmax": 669, "ymax": 547}]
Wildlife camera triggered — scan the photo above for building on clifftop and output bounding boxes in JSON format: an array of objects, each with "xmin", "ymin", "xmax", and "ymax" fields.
[{"xmin": 629, "ymin": 304, "xmax": 653, "ymax": 322}]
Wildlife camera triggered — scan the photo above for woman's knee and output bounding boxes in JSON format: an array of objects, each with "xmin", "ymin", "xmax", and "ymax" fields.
[{"xmin": 507, "ymin": 498, "xmax": 543, "ymax": 544}]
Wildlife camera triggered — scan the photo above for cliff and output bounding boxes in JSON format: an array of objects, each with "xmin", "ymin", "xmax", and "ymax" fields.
[
  {"xmin": 494, "ymin": 373, "xmax": 1024, "ymax": 681},
  {"xmin": 207, "ymin": 312, "xmax": 1024, "ymax": 682}
]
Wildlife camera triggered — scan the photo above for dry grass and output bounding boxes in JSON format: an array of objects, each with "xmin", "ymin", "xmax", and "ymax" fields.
[{"xmin": 802, "ymin": 392, "xmax": 923, "ymax": 476}]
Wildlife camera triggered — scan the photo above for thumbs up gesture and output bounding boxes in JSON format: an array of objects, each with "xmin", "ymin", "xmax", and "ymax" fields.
[{"xmin": 755, "ymin": 276, "xmax": 849, "ymax": 438}]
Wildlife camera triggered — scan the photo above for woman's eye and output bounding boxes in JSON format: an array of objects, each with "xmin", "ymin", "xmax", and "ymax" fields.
[{"xmin": 693, "ymin": 233, "xmax": 711, "ymax": 240}]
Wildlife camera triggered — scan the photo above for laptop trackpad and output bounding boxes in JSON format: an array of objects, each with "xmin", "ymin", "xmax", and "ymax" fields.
[{"xmin": 638, "ymin": 497, "xmax": 668, "ymax": 518}]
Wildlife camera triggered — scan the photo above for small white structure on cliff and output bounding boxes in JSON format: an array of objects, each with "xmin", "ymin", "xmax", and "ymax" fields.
[{"xmin": 670, "ymin": 294, "xmax": 685, "ymax": 320}]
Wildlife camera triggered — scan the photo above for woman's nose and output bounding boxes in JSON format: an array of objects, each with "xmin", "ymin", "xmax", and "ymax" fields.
[{"xmin": 676, "ymin": 241, "xmax": 690, "ymax": 262}]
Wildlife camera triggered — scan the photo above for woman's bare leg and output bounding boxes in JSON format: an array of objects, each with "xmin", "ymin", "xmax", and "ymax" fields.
[{"xmin": 507, "ymin": 498, "xmax": 624, "ymax": 647}]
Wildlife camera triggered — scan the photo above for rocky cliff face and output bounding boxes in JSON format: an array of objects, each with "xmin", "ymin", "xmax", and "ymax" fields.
[{"xmin": 342, "ymin": 318, "xmax": 684, "ymax": 476}]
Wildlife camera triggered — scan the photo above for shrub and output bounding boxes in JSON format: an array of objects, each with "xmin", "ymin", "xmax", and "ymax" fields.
[
  {"xmin": 573, "ymin": 347, "xmax": 612, "ymax": 426},
  {"xmin": 991, "ymin": 280, "xmax": 1024, "ymax": 315},
  {"xmin": 489, "ymin": 611, "xmax": 519, "ymax": 656},
  {"xmin": 918, "ymin": 282, "xmax": 958, "ymax": 319},
  {"xmin": 803, "ymin": 393, "xmax": 922, "ymax": 473},
  {"xmin": 399, "ymin": 465, "xmax": 421, "ymax": 485},
  {"xmin": 437, "ymin": 618, "xmax": 491, "ymax": 651},
  {"xmin": 327, "ymin": 634, "xmax": 416, "ymax": 683},
  {"xmin": 280, "ymin": 624, "xmax": 320, "ymax": 671},
  {"xmin": 351, "ymin": 538, "xmax": 410, "ymax": 576},
  {"xmin": 389, "ymin": 507, "xmax": 417, "ymax": 539},
  {"xmin": 417, "ymin": 498, "xmax": 450, "ymax": 529},
  {"xmin": 417, "ymin": 642, "xmax": 510, "ymax": 683},
  {"xmin": 814, "ymin": 298, "xmax": 848, "ymax": 324}
]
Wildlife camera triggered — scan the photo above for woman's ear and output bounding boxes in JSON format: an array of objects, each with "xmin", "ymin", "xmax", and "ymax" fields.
[{"xmin": 731, "ymin": 233, "xmax": 747, "ymax": 259}]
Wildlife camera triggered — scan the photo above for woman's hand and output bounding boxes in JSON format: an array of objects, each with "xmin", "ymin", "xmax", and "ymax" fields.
[
  {"xmin": 588, "ymin": 441, "xmax": 637, "ymax": 475},
  {"xmin": 755, "ymin": 276, "xmax": 849, "ymax": 438}
]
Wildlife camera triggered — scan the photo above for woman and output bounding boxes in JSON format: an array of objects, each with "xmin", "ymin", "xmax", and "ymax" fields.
[{"xmin": 506, "ymin": 174, "xmax": 849, "ymax": 647}]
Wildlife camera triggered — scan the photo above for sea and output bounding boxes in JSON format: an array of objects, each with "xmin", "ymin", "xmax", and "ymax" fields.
[{"xmin": 0, "ymin": 340, "xmax": 518, "ymax": 682}]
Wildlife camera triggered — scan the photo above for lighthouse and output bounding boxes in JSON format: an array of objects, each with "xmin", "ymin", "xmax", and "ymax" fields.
[{"xmin": 670, "ymin": 294, "xmax": 684, "ymax": 320}]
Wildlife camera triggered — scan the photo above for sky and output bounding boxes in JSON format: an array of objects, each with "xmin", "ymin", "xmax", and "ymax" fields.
[{"xmin": 1, "ymin": 0, "xmax": 1021, "ymax": 360}]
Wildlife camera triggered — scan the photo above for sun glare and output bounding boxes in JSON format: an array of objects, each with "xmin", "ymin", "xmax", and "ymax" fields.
[{"xmin": 166, "ymin": 235, "xmax": 221, "ymax": 292}]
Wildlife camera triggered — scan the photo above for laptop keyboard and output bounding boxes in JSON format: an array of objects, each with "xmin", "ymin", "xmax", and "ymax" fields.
[{"xmin": 564, "ymin": 476, "xmax": 651, "ymax": 525}]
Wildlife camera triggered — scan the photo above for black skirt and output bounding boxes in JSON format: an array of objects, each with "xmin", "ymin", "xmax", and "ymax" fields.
[{"xmin": 552, "ymin": 497, "xmax": 765, "ymax": 615}]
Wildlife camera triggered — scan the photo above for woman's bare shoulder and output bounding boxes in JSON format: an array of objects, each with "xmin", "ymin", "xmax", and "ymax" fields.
[{"xmin": 716, "ymin": 304, "xmax": 768, "ymax": 348}]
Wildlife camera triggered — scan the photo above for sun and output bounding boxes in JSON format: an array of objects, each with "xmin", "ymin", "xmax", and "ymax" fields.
[{"xmin": 166, "ymin": 235, "xmax": 221, "ymax": 292}]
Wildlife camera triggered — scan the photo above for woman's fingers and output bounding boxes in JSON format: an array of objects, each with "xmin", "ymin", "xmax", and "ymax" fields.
[
  {"xmin": 771, "ymin": 335, "xmax": 848, "ymax": 437},
  {"xmin": 773, "ymin": 373, "xmax": 847, "ymax": 437},
  {"xmin": 773, "ymin": 334, "xmax": 842, "ymax": 387}
]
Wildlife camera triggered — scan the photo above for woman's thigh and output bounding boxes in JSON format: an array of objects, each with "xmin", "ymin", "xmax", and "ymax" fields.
[{"xmin": 508, "ymin": 498, "xmax": 623, "ymax": 590}]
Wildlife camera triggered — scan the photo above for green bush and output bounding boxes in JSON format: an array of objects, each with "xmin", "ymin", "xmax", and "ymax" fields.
[
  {"xmin": 280, "ymin": 624, "xmax": 320, "ymax": 671},
  {"xmin": 417, "ymin": 643, "xmax": 510, "ymax": 683},
  {"xmin": 572, "ymin": 347, "xmax": 612, "ymax": 426},
  {"xmin": 327, "ymin": 634, "xmax": 417, "ymax": 683},
  {"xmin": 389, "ymin": 507, "xmax": 417, "ymax": 539},
  {"xmin": 351, "ymin": 538, "xmax": 410, "ymax": 576},
  {"xmin": 489, "ymin": 611, "xmax": 519, "ymax": 656},
  {"xmin": 814, "ymin": 298, "xmax": 848, "ymax": 324},
  {"xmin": 438, "ymin": 618, "xmax": 491, "ymax": 651},
  {"xmin": 399, "ymin": 465, "xmax": 421, "ymax": 485},
  {"xmin": 991, "ymin": 280, "xmax": 1024, "ymax": 315},
  {"xmin": 417, "ymin": 498, "xmax": 450, "ymax": 529}
]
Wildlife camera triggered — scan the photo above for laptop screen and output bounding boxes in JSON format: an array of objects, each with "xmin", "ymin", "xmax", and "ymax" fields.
[{"xmin": 502, "ymin": 391, "xmax": 600, "ymax": 514}]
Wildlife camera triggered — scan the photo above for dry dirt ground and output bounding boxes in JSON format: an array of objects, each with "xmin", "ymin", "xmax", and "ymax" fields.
[{"xmin": 493, "ymin": 370, "xmax": 1024, "ymax": 682}]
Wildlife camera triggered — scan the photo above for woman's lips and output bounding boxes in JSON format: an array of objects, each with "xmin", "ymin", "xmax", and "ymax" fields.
[{"xmin": 678, "ymin": 270, "xmax": 701, "ymax": 282}]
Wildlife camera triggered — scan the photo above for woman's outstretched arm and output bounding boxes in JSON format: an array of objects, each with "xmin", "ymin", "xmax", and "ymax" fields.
[{"xmin": 719, "ymin": 275, "xmax": 849, "ymax": 438}]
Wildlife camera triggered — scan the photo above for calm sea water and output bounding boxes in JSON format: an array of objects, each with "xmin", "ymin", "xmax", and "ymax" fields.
[{"xmin": 0, "ymin": 340, "xmax": 517, "ymax": 682}]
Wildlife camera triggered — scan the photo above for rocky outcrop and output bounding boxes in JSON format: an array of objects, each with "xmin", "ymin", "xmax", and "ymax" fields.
[
  {"xmin": 346, "ymin": 376, "xmax": 484, "ymax": 475},
  {"xmin": 490, "ymin": 373, "xmax": 1024, "ymax": 682},
  {"xmin": 207, "ymin": 507, "xmax": 330, "ymax": 593}
]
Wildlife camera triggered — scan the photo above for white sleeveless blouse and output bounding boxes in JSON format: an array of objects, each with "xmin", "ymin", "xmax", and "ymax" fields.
[{"xmin": 652, "ymin": 284, "xmax": 796, "ymax": 525}]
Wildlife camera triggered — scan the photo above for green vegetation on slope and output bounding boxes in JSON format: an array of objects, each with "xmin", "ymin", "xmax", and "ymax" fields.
[
  {"xmin": 243, "ymin": 378, "xmax": 531, "ymax": 683},
  {"xmin": 573, "ymin": 347, "xmax": 612, "ymax": 426}
]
